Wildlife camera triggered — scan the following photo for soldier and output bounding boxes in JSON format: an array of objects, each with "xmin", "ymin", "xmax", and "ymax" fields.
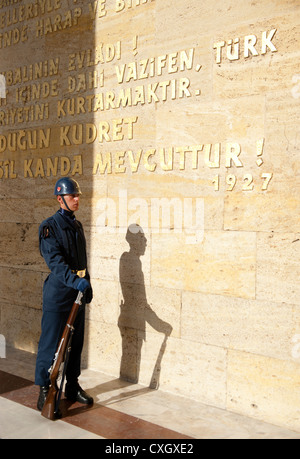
[{"xmin": 35, "ymin": 177, "xmax": 93, "ymax": 413}]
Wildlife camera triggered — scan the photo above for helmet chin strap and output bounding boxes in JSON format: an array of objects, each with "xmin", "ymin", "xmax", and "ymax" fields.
[{"xmin": 61, "ymin": 195, "xmax": 73, "ymax": 213}]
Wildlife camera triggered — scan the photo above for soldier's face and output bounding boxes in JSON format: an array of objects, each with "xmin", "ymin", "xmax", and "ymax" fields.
[{"xmin": 58, "ymin": 194, "xmax": 80, "ymax": 212}]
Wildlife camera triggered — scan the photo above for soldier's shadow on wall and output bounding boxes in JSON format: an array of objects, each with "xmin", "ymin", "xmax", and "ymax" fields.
[{"xmin": 118, "ymin": 224, "xmax": 172, "ymax": 389}]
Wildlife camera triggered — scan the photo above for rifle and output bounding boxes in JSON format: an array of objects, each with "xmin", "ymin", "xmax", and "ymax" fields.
[{"xmin": 41, "ymin": 291, "xmax": 83, "ymax": 420}]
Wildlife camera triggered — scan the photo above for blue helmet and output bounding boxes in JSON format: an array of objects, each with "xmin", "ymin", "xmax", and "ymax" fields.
[{"xmin": 54, "ymin": 177, "xmax": 82, "ymax": 196}]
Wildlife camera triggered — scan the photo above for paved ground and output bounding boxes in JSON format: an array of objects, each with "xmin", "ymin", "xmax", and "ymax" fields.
[{"xmin": 1, "ymin": 347, "xmax": 300, "ymax": 440}]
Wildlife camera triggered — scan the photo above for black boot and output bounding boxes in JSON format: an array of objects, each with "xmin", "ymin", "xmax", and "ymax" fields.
[
  {"xmin": 37, "ymin": 385, "xmax": 62, "ymax": 419},
  {"xmin": 37, "ymin": 385, "xmax": 49, "ymax": 411},
  {"xmin": 65, "ymin": 381, "xmax": 93, "ymax": 405}
]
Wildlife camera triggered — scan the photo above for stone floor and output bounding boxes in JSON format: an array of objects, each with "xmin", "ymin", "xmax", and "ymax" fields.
[{"xmin": 1, "ymin": 347, "xmax": 300, "ymax": 440}]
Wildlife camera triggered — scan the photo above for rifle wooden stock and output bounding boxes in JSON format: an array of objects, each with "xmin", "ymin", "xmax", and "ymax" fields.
[
  {"xmin": 41, "ymin": 291, "xmax": 83, "ymax": 420},
  {"xmin": 41, "ymin": 384, "xmax": 59, "ymax": 421}
]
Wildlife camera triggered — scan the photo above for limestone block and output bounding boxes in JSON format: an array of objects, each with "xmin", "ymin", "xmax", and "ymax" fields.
[
  {"xmin": 29, "ymin": 194, "xmax": 106, "ymax": 229},
  {"xmin": 224, "ymin": 187, "xmax": 300, "ymax": 233},
  {"xmin": 155, "ymin": 0, "xmax": 299, "ymax": 41},
  {"xmin": 33, "ymin": 198, "xmax": 64, "ymax": 225},
  {"xmin": 139, "ymin": 332, "xmax": 227, "ymax": 408},
  {"xmin": 1, "ymin": 303, "xmax": 42, "ymax": 354},
  {"xmin": 265, "ymin": 90, "xmax": 300, "ymax": 174},
  {"xmin": 87, "ymin": 228, "xmax": 127, "ymax": 282},
  {"xmin": 85, "ymin": 278, "xmax": 120, "ymax": 326},
  {"xmin": 0, "ymin": 267, "xmax": 43, "ymax": 309},
  {"xmin": 155, "ymin": 95, "xmax": 265, "ymax": 151},
  {"xmin": 85, "ymin": 286, "xmax": 178, "ymax": 384},
  {"xmin": 0, "ymin": 175, "xmax": 59, "ymax": 201},
  {"xmin": 117, "ymin": 282, "xmax": 179, "ymax": 336},
  {"xmin": 83, "ymin": 322, "xmax": 122, "ymax": 376},
  {"xmin": 0, "ymin": 198, "xmax": 34, "ymax": 223},
  {"xmin": 144, "ymin": 285, "xmax": 181, "ymax": 338},
  {"xmin": 223, "ymin": 92, "xmax": 300, "ymax": 233},
  {"xmin": 138, "ymin": 331, "xmax": 174, "ymax": 388},
  {"xmin": 215, "ymin": 53, "xmax": 298, "ymax": 99},
  {"xmin": 257, "ymin": 232, "xmax": 300, "ymax": 304},
  {"xmin": 88, "ymin": 227, "xmax": 151, "ymax": 285},
  {"xmin": 151, "ymin": 231, "xmax": 256, "ymax": 298},
  {"xmin": 0, "ymin": 223, "xmax": 42, "ymax": 270},
  {"xmin": 213, "ymin": 14, "xmax": 300, "ymax": 99},
  {"xmin": 227, "ymin": 350, "xmax": 300, "ymax": 432},
  {"xmin": 182, "ymin": 291, "xmax": 296, "ymax": 361}
]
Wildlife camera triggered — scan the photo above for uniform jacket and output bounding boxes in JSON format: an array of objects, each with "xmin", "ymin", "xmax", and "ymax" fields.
[{"xmin": 39, "ymin": 210, "xmax": 90, "ymax": 312}]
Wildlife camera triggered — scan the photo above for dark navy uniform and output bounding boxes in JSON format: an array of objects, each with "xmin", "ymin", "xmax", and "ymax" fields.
[{"xmin": 35, "ymin": 208, "xmax": 92, "ymax": 387}]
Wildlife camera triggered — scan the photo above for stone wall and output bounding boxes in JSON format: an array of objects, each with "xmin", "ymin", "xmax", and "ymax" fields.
[{"xmin": 0, "ymin": 0, "xmax": 299, "ymax": 432}]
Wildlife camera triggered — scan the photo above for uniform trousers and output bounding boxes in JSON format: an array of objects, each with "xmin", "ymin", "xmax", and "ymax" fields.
[{"xmin": 35, "ymin": 305, "xmax": 85, "ymax": 387}]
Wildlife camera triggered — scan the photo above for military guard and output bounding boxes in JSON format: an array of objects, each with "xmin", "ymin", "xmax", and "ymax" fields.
[{"xmin": 35, "ymin": 177, "xmax": 93, "ymax": 412}]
